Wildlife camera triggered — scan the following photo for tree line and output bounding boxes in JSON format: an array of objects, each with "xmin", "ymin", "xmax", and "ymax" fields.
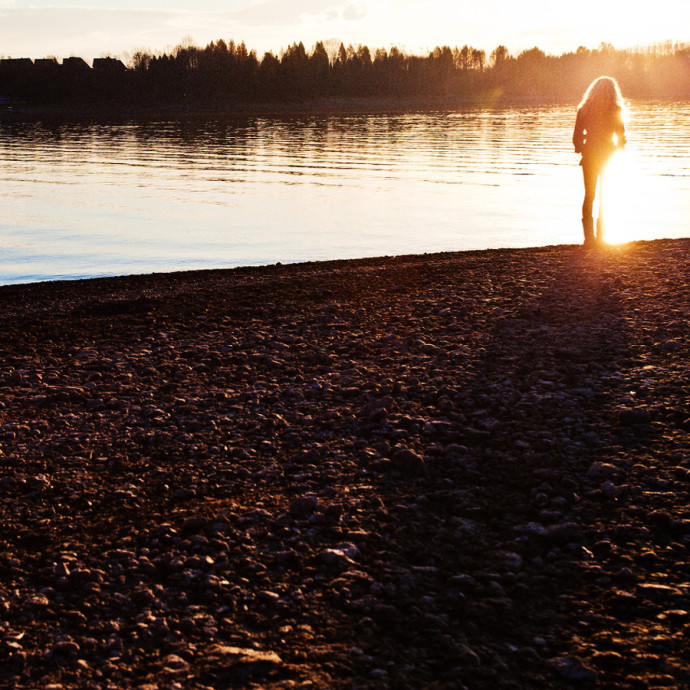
[{"xmin": 1, "ymin": 39, "xmax": 689, "ymax": 108}]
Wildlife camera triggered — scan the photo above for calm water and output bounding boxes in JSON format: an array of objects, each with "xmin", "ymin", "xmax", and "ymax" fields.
[{"xmin": 1, "ymin": 101, "xmax": 688, "ymax": 284}]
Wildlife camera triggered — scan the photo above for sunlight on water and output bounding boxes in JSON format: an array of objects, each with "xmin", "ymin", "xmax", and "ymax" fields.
[
  {"xmin": 603, "ymin": 103, "xmax": 690, "ymax": 246},
  {"xmin": 0, "ymin": 101, "xmax": 688, "ymax": 284}
]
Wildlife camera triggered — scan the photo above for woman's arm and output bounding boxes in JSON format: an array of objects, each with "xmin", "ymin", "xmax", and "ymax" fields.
[
  {"xmin": 573, "ymin": 109, "xmax": 585, "ymax": 153},
  {"xmin": 615, "ymin": 109, "xmax": 627, "ymax": 148}
]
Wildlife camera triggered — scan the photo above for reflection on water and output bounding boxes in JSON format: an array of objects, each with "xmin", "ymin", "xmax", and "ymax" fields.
[{"xmin": 0, "ymin": 101, "xmax": 688, "ymax": 284}]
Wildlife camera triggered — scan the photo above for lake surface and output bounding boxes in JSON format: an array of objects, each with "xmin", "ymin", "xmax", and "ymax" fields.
[{"xmin": 1, "ymin": 101, "xmax": 688, "ymax": 284}]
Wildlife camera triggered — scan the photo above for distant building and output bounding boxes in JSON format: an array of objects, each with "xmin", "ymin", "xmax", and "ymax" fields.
[
  {"xmin": 1, "ymin": 55, "xmax": 131, "ymax": 104},
  {"xmin": 35, "ymin": 58, "xmax": 60, "ymax": 72},
  {"xmin": 0, "ymin": 58, "xmax": 34, "ymax": 72},
  {"xmin": 63, "ymin": 57, "xmax": 91, "ymax": 71},
  {"xmin": 1, "ymin": 56, "xmax": 131, "ymax": 75},
  {"xmin": 93, "ymin": 57, "xmax": 126, "ymax": 73}
]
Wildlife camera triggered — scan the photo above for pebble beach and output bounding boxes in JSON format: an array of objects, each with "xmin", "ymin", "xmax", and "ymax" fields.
[{"xmin": 1, "ymin": 238, "xmax": 689, "ymax": 688}]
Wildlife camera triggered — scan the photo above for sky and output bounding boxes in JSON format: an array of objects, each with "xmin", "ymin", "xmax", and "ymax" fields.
[{"xmin": 1, "ymin": 0, "xmax": 687, "ymax": 63}]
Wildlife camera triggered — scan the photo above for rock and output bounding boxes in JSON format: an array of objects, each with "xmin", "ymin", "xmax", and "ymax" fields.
[
  {"xmin": 601, "ymin": 480, "xmax": 620, "ymax": 499},
  {"xmin": 361, "ymin": 396, "xmax": 396, "ymax": 420},
  {"xmin": 53, "ymin": 562, "xmax": 71, "ymax": 579},
  {"xmin": 619, "ymin": 407, "xmax": 652, "ymax": 425},
  {"xmin": 637, "ymin": 583, "xmax": 684, "ymax": 602},
  {"xmin": 494, "ymin": 551, "xmax": 523, "ymax": 571},
  {"xmin": 657, "ymin": 609, "xmax": 690, "ymax": 622},
  {"xmin": 162, "ymin": 654, "xmax": 189, "ymax": 672},
  {"xmin": 586, "ymin": 461, "xmax": 620, "ymax": 480},
  {"xmin": 391, "ymin": 448, "xmax": 426, "ymax": 476},
  {"xmin": 543, "ymin": 522, "xmax": 583, "ymax": 545},
  {"xmin": 549, "ymin": 656, "xmax": 597, "ymax": 683},
  {"xmin": 289, "ymin": 496, "xmax": 320, "ymax": 516},
  {"xmin": 334, "ymin": 542, "xmax": 360, "ymax": 559},
  {"xmin": 258, "ymin": 590, "xmax": 281, "ymax": 605},
  {"xmin": 27, "ymin": 594, "xmax": 50, "ymax": 607},
  {"xmin": 319, "ymin": 548, "xmax": 356, "ymax": 570},
  {"xmin": 173, "ymin": 487, "xmax": 196, "ymax": 501},
  {"xmin": 52, "ymin": 640, "xmax": 80, "ymax": 657},
  {"xmin": 204, "ymin": 644, "xmax": 282, "ymax": 667},
  {"xmin": 591, "ymin": 651, "xmax": 623, "ymax": 670},
  {"xmin": 609, "ymin": 590, "xmax": 639, "ymax": 610}
]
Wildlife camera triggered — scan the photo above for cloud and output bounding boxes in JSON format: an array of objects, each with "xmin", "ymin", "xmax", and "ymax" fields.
[
  {"xmin": 2, "ymin": 0, "xmax": 683, "ymax": 63},
  {"xmin": 342, "ymin": 2, "xmax": 368, "ymax": 21},
  {"xmin": 0, "ymin": 7, "xmax": 187, "ymax": 58},
  {"xmin": 0, "ymin": 3, "xmax": 370, "ymax": 59},
  {"xmin": 231, "ymin": 0, "xmax": 351, "ymax": 27}
]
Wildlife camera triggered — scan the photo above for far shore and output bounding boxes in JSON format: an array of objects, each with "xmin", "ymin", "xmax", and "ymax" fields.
[{"xmin": 2, "ymin": 93, "xmax": 584, "ymax": 119}]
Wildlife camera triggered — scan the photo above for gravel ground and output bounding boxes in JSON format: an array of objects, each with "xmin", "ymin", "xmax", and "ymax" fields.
[{"xmin": 0, "ymin": 239, "xmax": 689, "ymax": 689}]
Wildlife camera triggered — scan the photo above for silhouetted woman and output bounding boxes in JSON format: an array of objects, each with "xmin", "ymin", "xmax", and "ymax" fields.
[{"xmin": 573, "ymin": 76, "xmax": 626, "ymax": 246}]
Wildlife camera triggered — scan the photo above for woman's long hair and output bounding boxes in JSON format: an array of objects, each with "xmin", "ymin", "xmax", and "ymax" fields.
[{"xmin": 578, "ymin": 76, "xmax": 625, "ymax": 120}]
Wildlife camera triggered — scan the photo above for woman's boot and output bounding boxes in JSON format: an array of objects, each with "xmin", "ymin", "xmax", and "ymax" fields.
[
  {"xmin": 596, "ymin": 217, "xmax": 605, "ymax": 245},
  {"xmin": 582, "ymin": 217, "xmax": 595, "ymax": 247}
]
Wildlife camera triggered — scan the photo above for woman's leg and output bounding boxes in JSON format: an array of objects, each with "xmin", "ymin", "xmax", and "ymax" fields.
[
  {"xmin": 581, "ymin": 160, "xmax": 599, "ymax": 220},
  {"xmin": 581, "ymin": 159, "xmax": 599, "ymax": 245},
  {"xmin": 597, "ymin": 164, "xmax": 608, "ymax": 241}
]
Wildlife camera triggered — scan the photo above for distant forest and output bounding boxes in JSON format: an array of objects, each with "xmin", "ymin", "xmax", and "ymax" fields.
[{"xmin": 1, "ymin": 39, "xmax": 689, "ymax": 108}]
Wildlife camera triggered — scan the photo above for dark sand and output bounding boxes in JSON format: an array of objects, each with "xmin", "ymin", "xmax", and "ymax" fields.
[{"xmin": 1, "ymin": 239, "xmax": 689, "ymax": 688}]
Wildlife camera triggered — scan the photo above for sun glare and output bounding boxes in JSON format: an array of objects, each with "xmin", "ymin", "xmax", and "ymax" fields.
[{"xmin": 600, "ymin": 149, "xmax": 641, "ymax": 245}]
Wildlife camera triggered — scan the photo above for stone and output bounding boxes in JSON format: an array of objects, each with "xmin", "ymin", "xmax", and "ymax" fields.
[
  {"xmin": 162, "ymin": 654, "xmax": 189, "ymax": 672},
  {"xmin": 549, "ymin": 656, "xmax": 597, "ymax": 683},
  {"xmin": 391, "ymin": 448, "xmax": 426, "ymax": 476},
  {"xmin": 619, "ymin": 407, "xmax": 652, "ymax": 425},
  {"xmin": 52, "ymin": 640, "xmax": 80, "ymax": 657},
  {"xmin": 289, "ymin": 496, "xmax": 320, "ymax": 516},
  {"xmin": 319, "ymin": 549, "xmax": 356, "ymax": 570},
  {"xmin": 205, "ymin": 645, "xmax": 282, "ymax": 666},
  {"xmin": 544, "ymin": 522, "xmax": 583, "ymax": 544}
]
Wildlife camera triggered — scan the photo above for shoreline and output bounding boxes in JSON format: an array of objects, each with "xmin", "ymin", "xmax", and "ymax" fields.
[
  {"xmin": 4, "ymin": 238, "xmax": 679, "ymax": 290},
  {"xmin": 1, "ymin": 238, "xmax": 689, "ymax": 687},
  {"xmin": 1, "ymin": 241, "xmax": 580, "ymax": 290}
]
